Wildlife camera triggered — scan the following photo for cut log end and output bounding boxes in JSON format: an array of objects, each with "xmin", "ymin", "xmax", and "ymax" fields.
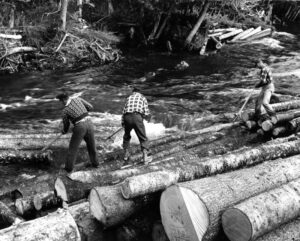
[
  {"xmin": 15, "ymin": 199, "xmax": 25, "ymax": 216},
  {"xmin": 120, "ymin": 179, "xmax": 130, "ymax": 199},
  {"xmin": 54, "ymin": 177, "xmax": 68, "ymax": 202},
  {"xmin": 160, "ymin": 186, "xmax": 209, "ymax": 241},
  {"xmin": 89, "ymin": 188, "xmax": 106, "ymax": 224},
  {"xmin": 222, "ymin": 208, "xmax": 252, "ymax": 241},
  {"xmin": 262, "ymin": 120, "xmax": 273, "ymax": 132}
]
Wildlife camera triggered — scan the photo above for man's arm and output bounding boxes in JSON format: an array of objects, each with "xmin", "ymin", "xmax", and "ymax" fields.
[
  {"xmin": 79, "ymin": 98, "xmax": 94, "ymax": 111},
  {"xmin": 142, "ymin": 97, "xmax": 151, "ymax": 121},
  {"xmin": 62, "ymin": 112, "xmax": 70, "ymax": 134}
]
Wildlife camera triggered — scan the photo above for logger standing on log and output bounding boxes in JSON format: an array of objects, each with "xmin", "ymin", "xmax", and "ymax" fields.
[
  {"xmin": 56, "ymin": 93, "xmax": 99, "ymax": 173},
  {"xmin": 122, "ymin": 86, "xmax": 152, "ymax": 164},
  {"xmin": 255, "ymin": 59, "xmax": 276, "ymax": 121}
]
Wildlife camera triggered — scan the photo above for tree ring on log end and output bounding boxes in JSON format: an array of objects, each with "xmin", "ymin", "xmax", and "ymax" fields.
[
  {"xmin": 222, "ymin": 208, "xmax": 252, "ymax": 241},
  {"xmin": 160, "ymin": 185, "xmax": 209, "ymax": 241},
  {"xmin": 89, "ymin": 188, "xmax": 106, "ymax": 224},
  {"xmin": 54, "ymin": 177, "xmax": 68, "ymax": 202}
]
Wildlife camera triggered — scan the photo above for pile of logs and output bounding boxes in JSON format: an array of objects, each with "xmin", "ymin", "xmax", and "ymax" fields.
[
  {"xmin": 241, "ymin": 100, "xmax": 300, "ymax": 137},
  {"xmin": 3, "ymin": 101, "xmax": 300, "ymax": 240},
  {"xmin": 207, "ymin": 26, "xmax": 272, "ymax": 51}
]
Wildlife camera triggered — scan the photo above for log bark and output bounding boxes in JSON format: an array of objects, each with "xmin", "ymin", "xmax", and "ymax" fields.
[
  {"xmin": 68, "ymin": 201, "xmax": 104, "ymax": 241},
  {"xmin": 222, "ymin": 178, "xmax": 300, "ymax": 241},
  {"xmin": 89, "ymin": 185, "xmax": 159, "ymax": 228},
  {"xmin": 160, "ymin": 155, "xmax": 300, "ymax": 241},
  {"xmin": 241, "ymin": 100, "xmax": 300, "ymax": 122},
  {"xmin": 255, "ymin": 218, "xmax": 300, "ymax": 241},
  {"xmin": 0, "ymin": 208, "xmax": 81, "ymax": 240},
  {"xmin": 0, "ymin": 201, "xmax": 23, "ymax": 227},
  {"xmin": 230, "ymin": 28, "xmax": 254, "ymax": 42},
  {"xmin": 271, "ymin": 110, "xmax": 300, "ymax": 124},
  {"xmin": 185, "ymin": 2, "xmax": 210, "ymax": 46},
  {"xmin": 121, "ymin": 139, "xmax": 300, "ymax": 199}
]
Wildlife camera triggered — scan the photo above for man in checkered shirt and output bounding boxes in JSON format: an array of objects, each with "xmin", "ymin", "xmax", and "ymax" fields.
[
  {"xmin": 255, "ymin": 59, "xmax": 276, "ymax": 121},
  {"xmin": 122, "ymin": 86, "xmax": 151, "ymax": 164},
  {"xmin": 56, "ymin": 93, "xmax": 99, "ymax": 173}
]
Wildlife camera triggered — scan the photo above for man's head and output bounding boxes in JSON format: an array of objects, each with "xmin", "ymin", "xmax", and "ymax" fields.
[{"xmin": 56, "ymin": 92, "xmax": 69, "ymax": 105}]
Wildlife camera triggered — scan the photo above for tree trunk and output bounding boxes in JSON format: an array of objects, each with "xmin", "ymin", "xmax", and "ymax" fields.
[
  {"xmin": 154, "ymin": 5, "xmax": 174, "ymax": 40},
  {"xmin": 68, "ymin": 201, "xmax": 104, "ymax": 241},
  {"xmin": 185, "ymin": 2, "xmax": 210, "ymax": 46},
  {"xmin": 148, "ymin": 13, "xmax": 162, "ymax": 40},
  {"xmin": 0, "ymin": 209, "xmax": 81, "ymax": 241},
  {"xmin": 222, "ymin": 178, "xmax": 300, "ymax": 241},
  {"xmin": 241, "ymin": 100, "xmax": 300, "ymax": 122},
  {"xmin": 89, "ymin": 185, "xmax": 159, "ymax": 227},
  {"xmin": 60, "ymin": 0, "xmax": 69, "ymax": 31},
  {"xmin": 77, "ymin": 0, "xmax": 82, "ymax": 19},
  {"xmin": 160, "ymin": 154, "xmax": 300, "ymax": 241},
  {"xmin": 256, "ymin": 218, "xmax": 300, "ymax": 241},
  {"xmin": 121, "ymin": 139, "xmax": 300, "ymax": 199},
  {"xmin": 0, "ymin": 201, "xmax": 23, "ymax": 227}
]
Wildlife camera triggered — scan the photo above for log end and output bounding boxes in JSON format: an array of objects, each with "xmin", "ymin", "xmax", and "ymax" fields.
[
  {"xmin": 89, "ymin": 188, "xmax": 106, "ymax": 225},
  {"xmin": 33, "ymin": 195, "xmax": 42, "ymax": 211},
  {"xmin": 222, "ymin": 208, "xmax": 252, "ymax": 241},
  {"xmin": 15, "ymin": 199, "xmax": 25, "ymax": 216},
  {"xmin": 54, "ymin": 177, "xmax": 68, "ymax": 202},
  {"xmin": 160, "ymin": 186, "xmax": 209, "ymax": 241},
  {"xmin": 241, "ymin": 111, "xmax": 251, "ymax": 122},
  {"xmin": 245, "ymin": 121, "xmax": 257, "ymax": 130},
  {"xmin": 120, "ymin": 179, "xmax": 131, "ymax": 200},
  {"xmin": 262, "ymin": 120, "xmax": 273, "ymax": 132}
]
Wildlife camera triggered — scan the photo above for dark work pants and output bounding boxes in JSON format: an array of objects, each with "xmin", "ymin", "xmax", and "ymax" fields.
[
  {"xmin": 255, "ymin": 89, "xmax": 275, "ymax": 117},
  {"xmin": 123, "ymin": 113, "xmax": 148, "ymax": 151},
  {"xmin": 65, "ymin": 119, "xmax": 99, "ymax": 172}
]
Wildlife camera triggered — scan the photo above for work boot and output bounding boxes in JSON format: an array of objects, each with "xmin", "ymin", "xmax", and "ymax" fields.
[
  {"xmin": 142, "ymin": 149, "xmax": 152, "ymax": 164},
  {"xmin": 123, "ymin": 149, "xmax": 130, "ymax": 162}
]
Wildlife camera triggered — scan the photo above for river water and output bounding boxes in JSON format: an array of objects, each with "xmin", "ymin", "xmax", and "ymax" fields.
[{"xmin": 0, "ymin": 26, "xmax": 300, "ymax": 232}]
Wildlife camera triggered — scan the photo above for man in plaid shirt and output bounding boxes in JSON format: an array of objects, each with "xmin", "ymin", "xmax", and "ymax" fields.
[
  {"xmin": 255, "ymin": 59, "xmax": 276, "ymax": 121},
  {"xmin": 56, "ymin": 93, "xmax": 99, "ymax": 173},
  {"xmin": 122, "ymin": 86, "xmax": 151, "ymax": 164}
]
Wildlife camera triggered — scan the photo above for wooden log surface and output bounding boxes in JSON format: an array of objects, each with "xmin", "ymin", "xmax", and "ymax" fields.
[
  {"xmin": 89, "ymin": 185, "xmax": 159, "ymax": 228},
  {"xmin": 0, "ymin": 208, "xmax": 81, "ymax": 241},
  {"xmin": 240, "ymin": 26, "xmax": 261, "ymax": 40},
  {"xmin": 271, "ymin": 110, "xmax": 300, "ymax": 124},
  {"xmin": 218, "ymin": 29, "xmax": 243, "ymax": 40},
  {"xmin": 241, "ymin": 100, "xmax": 300, "ymax": 122},
  {"xmin": 120, "ymin": 138, "xmax": 300, "ymax": 199},
  {"xmin": 246, "ymin": 28, "xmax": 272, "ymax": 41},
  {"xmin": 222, "ymin": 178, "xmax": 300, "ymax": 241},
  {"xmin": 68, "ymin": 201, "xmax": 103, "ymax": 241},
  {"xmin": 255, "ymin": 218, "xmax": 300, "ymax": 241},
  {"xmin": 230, "ymin": 28, "xmax": 254, "ymax": 42},
  {"xmin": 160, "ymin": 155, "xmax": 300, "ymax": 241}
]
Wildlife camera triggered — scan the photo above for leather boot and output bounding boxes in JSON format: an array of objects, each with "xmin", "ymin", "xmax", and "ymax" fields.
[
  {"xmin": 142, "ymin": 149, "xmax": 152, "ymax": 164},
  {"xmin": 124, "ymin": 149, "xmax": 130, "ymax": 162}
]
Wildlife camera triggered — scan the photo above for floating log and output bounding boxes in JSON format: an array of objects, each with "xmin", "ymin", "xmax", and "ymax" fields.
[
  {"xmin": 241, "ymin": 100, "xmax": 300, "ymax": 122},
  {"xmin": 89, "ymin": 185, "xmax": 159, "ymax": 227},
  {"xmin": 256, "ymin": 218, "xmax": 300, "ymax": 241},
  {"xmin": 222, "ymin": 178, "xmax": 300, "ymax": 241},
  {"xmin": 230, "ymin": 28, "xmax": 254, "ymax": 42},
  {"xmin": 121, "ymin": 139, "xmax": 300, "ymax": 199},
  {"xmin": 218, "ymin": 29, "xmax": 243, "ymax": 40},
  {"xmin": 160, "ymin": 155, "xmax": 300, "ymax": 241},
  {"xmin": 246, "ymin": 28, "xmax": 272, "ymax": 41},
  {"xmin": 273, "ymin": 126, "xmax": 288, "ymax": 137},
  {"xmin": 0, "ymin": 208, "xmax": 81, "ymax": 241},
  {"xmin": 68, "ymin": 201, "xmax": 104, "ymax": 241},
  {"xmin": 0, "ymin": 201, "xmax": 23, "ymax": 227},
  {"xmin": 240, "ymin": 26, "xmax": 261, "ymax": 40}
]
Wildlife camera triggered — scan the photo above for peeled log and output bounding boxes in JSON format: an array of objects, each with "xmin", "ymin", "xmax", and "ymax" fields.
[
  {"xmin": 89, "ymin": 185, "xmax": 159, "ymax": 227},
  {"xmin": 160, "ymin": 155, "xmax": 300, "ymax": 241},
  {"xmin": 239, "ymin": 26, "xmax": 261, "ymax": 40},
  {"xmin": 246, "ymin": 28, "xmax": 272, "ymax": 41},
  {"xmin": 68, "ymin": 201, "xmax": 103, "ymax": 241},
  {"xmin": 0, "ymin": 201, "xmax": 23, "ymax": 227},
  {"xmin": 0, "ymin": 208, "xmax": 81, "ymax": 241},
  {"xmin": 218, "ymin": 29, "xmax": 243, "ymax": 40},
  {"xmin": 241, "ymin": 100, "xmax": 300, "ymax": 121},
  {"xmin": 230, "ymin": 28, "xmax": 254, "ymax": 42},
  {"xmin": 121, "ymin": 139, "xmax": 300, "ymax": 199},
  {"xmin": 222, "ymin": 178, "xmax": 300, "ymax": 241},
  {"xmin": 256, "ymin": 219, "xmax": 300, "ymax": 241}
]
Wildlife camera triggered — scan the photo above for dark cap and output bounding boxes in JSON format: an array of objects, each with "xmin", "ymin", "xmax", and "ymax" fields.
[{"xmin": 56, "ymin": 92, "xmax": 69, "ymax": 101}]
